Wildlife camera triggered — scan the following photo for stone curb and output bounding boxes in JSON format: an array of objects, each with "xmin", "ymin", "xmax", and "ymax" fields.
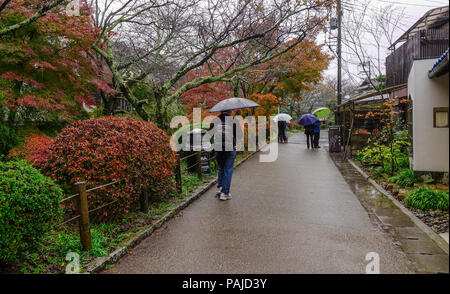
[
  {"xmin": 348, "ymin": 159, "xmax": 449, "ymax": 255},
  {"xmin": 84, "ymin": 150, "xmax": 260, "ymax": 274}
]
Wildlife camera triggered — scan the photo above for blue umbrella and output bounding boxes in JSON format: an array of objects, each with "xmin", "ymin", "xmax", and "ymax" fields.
[{"xmin": 297, "ymin": 114, "xmax": 319, "ymax": 126}]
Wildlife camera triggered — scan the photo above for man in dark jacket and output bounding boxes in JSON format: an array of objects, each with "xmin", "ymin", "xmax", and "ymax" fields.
[
  {"xmin": 313, "ymin": 119, "xmax": 321, "ymax": 148},
  {"xmin": 210, "ymin": 110, "xmax": 242, "ymax": 201},
  {"xmin": 304, "ymin": 124, "xmax": 315, "ymax": 149},
  {"xmin": 278, "ymin": 120, "xmax": 287, "ymax": 143}
]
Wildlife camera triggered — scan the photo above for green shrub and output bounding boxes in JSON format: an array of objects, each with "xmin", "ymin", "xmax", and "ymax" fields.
[
  {"xmin": 398, "ymin": 157, "xmax": 410, "ymax": 169},
  {"xmin": 405, "ymin": 187, "xmax": 449, "ymax": 211},
  {"xmin": 389, "ymin": 169, "xmax": 417, "ymax": 187},
  {"xmin": 0, "ymin": 160, "xmax": 62, "ymax": 263},
  {"xmin": 370, "ymin": 166, "xmax": 385, "ymax": 179},
  {"xmin": 0, "ymin": 123, "xmax": 18, "ymax": 157}
]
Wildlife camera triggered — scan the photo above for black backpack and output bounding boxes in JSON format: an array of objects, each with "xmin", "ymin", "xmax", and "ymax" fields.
[{"xmin": 214, "ymin": 120, "xmax": 235, "ymax": 151}]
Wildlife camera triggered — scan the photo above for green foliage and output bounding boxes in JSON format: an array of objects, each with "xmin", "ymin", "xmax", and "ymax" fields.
[
  {"xmin": 0, "ymin": 160, "xmax": 62, "ymax": 263},
  {"xmin": 405, "ymin": 188, "xmax": 449, "ymax": 211},
  {"xmin": 181, "ymin": 170, "xmax": 203, "ymax": 196},
  {"xmin": 356, "ymin": 121, "xmax": 409, "ymax": 174},
  {"xmin": 398, "ymin": 157, "xmax": 410, "ymax": 169},
  {"xmin": 20, "ymin": 225, "xmax": 113, "ymax": 273},
  {"xmin": 0, "ymin": 123, "xmax": 18, "ymax": 156},
  {"xmin": 389, "ymin": 169, "xmax": 418, "ymax": 187},
  {"xmin": 370, "ymin": 166, "xmax": 385, "ymax": 179},
  {"xmin": 375, "ymin": 75, "xmax": 386, "ymax": 91},
  {"xmin": 53, "ymin": 228, "xmax": 109, "ymax": 258},
  {"xmin": 328, "ymin": 113, "xmax": 336, "ymax": 126}
]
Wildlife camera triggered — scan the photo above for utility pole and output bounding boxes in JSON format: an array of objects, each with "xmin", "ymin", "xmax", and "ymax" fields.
[{"xmin": 337, "ymin": 0, "xmax": 342, "ymax": 105}]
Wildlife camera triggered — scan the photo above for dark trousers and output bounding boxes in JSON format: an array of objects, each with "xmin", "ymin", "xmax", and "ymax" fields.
[
  {"xmin": 313, "ymin": 132, "xmax": 320, "ymax": 148},
  {"xmin": 306, "ymin": 133, "xmax": 314, "ymax": 148},
  {"xmin": 278, "ymin": 127, "xmax": 287, "ymax": 143},
  {"xmin": 216, "ymin": 150, "xmax": 236, "ymax": 194}
]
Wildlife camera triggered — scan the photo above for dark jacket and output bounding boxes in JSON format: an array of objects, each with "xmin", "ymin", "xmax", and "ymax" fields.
[
  {"xmin": 209, "ymin": 115, "xmax": 241, "ymax": 150},
  {"xmin": 305, "ymin": 124, "xmax": 315, "ymax": 135},
  {"xmin": 313, "ymin": 120, "xmax": 321, "ymax": 133}
]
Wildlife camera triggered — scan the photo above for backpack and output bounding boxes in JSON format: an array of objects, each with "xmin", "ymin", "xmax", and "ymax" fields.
[{"xmin": 214, "ymin": 120, "xmax": 235, "ymax": 151}]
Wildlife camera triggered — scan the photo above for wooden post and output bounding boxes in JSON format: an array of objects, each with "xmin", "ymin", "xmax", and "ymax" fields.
[
  {"xmin": 140, "ymin": 190, "xmax": 149, "ymax": 212},
  {"xmin": 75, "ymin": 182, "xmax": 92, "ymax": 251},
  {"xmin": 196, "ymin": 151, "xmax": 202, "ymax": 180},
  {"xmin": 175, "ymin": 154, "xmax": 182, "ymax": 194}
]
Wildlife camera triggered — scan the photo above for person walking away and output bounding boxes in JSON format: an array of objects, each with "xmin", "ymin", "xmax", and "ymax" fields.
[
  {"xmin": 304, "ymin": 124, "xmax": 314, "ymax": 149},
  {"xmin": 210, "ymin": 111, "xmax": 242, "ymax": 201},
  {"xmin": 278, "ymin": 120, "xmax": 287, "ymax": 143},
  {"xmin": 313, "ymin": 119, "xmax": 321, "ymax": 148}
]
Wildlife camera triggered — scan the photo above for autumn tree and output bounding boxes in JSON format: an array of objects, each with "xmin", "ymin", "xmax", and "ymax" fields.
[
  {"xmin": 0, "ymin": 0, "xmax": 67, "ymax": 36},
  {"xmin": 0, "ymin": 0, "xmax": 109, "ymax": 121},
  {"xmin": 241, "ymin": 37, "xmax": 332, "ymax": 99},
  {"xmin": 90, "ymin": 0, "xmax": 333, "ymax": 130}
]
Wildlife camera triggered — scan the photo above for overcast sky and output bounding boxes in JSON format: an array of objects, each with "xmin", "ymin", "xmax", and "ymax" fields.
[{"xmin": 322, "ymin": 0, "xmax": 449, "ymax": 83}]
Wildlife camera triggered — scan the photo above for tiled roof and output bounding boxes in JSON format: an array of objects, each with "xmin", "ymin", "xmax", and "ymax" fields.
[{"xmin": 429, "ymin": 48, "xmax": 449, "ymax": 78}]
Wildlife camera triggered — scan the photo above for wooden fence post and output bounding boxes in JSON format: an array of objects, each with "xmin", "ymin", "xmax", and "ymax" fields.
[
  {"xmin": 196, "ymin": 151, "xmax": 202, "ymax": 180},
  {"xmin": 140, "ymin": 190, "xmax": 149, "ymax": 212},
  {"xmin": 75, "ymin": 182, "xmax": 92, "ymax": 251},
  {"xmin": 175, "ymin": 154, "xmax": 182, "ymax": 194}
]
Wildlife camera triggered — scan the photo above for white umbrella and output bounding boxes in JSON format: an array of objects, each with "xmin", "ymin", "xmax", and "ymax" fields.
[
  {"xmin": 209, "ymin": 97, "xmax": 260, "ymax": 113},
  {"xmin": 273, "ymin": 113, "xmax": 292, "ymax": 122}
]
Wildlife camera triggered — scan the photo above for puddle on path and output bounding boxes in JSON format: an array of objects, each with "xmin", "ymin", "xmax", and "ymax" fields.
[{"xmin": 330, "ymin": 153, "xmax": 449, "ymax": 274}]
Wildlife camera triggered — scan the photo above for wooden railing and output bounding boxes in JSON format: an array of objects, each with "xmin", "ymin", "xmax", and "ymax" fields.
[{"xmin": 57, "ymin": 151, "xmax": 217, "ymax": 251}]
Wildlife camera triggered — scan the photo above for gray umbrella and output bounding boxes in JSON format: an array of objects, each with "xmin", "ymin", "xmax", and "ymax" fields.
[{"xmin": 209, "ymin": 97, "xmax": 260, "ymax": 113}]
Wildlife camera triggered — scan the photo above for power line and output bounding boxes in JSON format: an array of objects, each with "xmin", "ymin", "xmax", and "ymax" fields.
[
  {"xmin": 372, "ymin": 0, "xmax": 445, "ymax": 8},
  {"xmin": 342, "ymin": 0, "xmax": 423, "ymax": 21}
]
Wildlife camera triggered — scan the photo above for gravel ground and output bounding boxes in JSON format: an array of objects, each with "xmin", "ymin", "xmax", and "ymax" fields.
[{"xmin": 408, "ymin": 207, "xmax": 449, "ymax": 234}]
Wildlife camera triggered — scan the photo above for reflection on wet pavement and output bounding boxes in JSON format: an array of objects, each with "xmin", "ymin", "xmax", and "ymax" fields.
[{"xmin": 331, "ymin": 153, "xmax": 449, "ymax": 273}]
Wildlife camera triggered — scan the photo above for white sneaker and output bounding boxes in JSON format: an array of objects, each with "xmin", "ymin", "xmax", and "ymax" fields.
[
  {"xmin": 219, "ymin": 193, "xmax": 232, "ymax": 201},
  {"xmin": 216, "ymin": 188, "xmax": 222, "ymax": 197}
]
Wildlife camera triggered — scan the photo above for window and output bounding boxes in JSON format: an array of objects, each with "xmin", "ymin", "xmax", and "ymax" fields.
[{"xmin": 433, "ymin": 107, "xmax": 449, "ymax": 128}]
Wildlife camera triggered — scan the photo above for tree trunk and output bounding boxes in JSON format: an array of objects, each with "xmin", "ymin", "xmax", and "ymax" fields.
[{"xmin": 101, "ymin": 92, "xmax": 115, "ymax": 116}]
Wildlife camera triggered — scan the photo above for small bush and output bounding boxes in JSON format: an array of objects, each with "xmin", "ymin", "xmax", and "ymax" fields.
[
  {"xmin": 0, "ymin": 160, "xmax": 62, "ymax": 263},
  {"xmin": 405, "ymin": 187, "xmax": 449, "ymax": 211},
  {"xmin": 0, "ymin": 123, "xmax": 18, "ymax": 157},
  {"xmin": 40, "ymin": 116, "xmax": 176, "ymax": 217},
  {"xmin": 370, "ymin": 166, "xmax": 385, "ymax": 179},
  {"xmin": 398, "ymin": 157, "xmax": 410, "ymax": 169},
  {"xmin": 8, "ymin": 133, "xmax": 52, "ymax": 167},
  {"xmin": 389, "ymin": 169, "xmax": 417, "ymax": 187}
]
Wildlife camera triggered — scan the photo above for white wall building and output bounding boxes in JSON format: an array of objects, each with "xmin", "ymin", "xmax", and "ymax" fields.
[{"xmin": 408, "ymin": 54, "xmax": 449, "ymax": 174}]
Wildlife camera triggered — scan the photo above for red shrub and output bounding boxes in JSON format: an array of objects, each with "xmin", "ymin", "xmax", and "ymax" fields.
[
  {"xmin": 41, "ymin": 117, "xmax": 176, "ymax": 216},
  {"xmin": 9, "ymin": 133, "xmax": 52, "ymax": 167}
]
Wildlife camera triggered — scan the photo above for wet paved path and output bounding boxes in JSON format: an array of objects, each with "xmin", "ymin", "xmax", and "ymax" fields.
[{"xmin": 105, "ymin": 131, "xmax": 418, "ymax": 274}]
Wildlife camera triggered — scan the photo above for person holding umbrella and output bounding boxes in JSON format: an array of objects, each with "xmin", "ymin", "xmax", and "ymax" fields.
[
  {"xmin": 298, "ymin": 114, "xmax": 319, "ymax": 149},
  {"xmin": 209, "ymin": 98, "xmax": 258, "ymax": 201},
  {"xmin": 273, "ymin": 113, "xmax": 292, "ymax": 144},
  {"xmin": 313, "ymin": 118, "xmax": 321, "ymax": 148},
  {"xmin": 311, "ymin": 108, "xmax": 330, "ymax": 149}
]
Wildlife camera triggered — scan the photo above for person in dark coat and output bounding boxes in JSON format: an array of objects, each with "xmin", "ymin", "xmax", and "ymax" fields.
[
  {"xmin": 304, "ymin": 124, "xmax": 315, "ymax": 149},
  {"xmin": 278, "ymin": 120, "xmax": 287, "ymax": 143},
  {"xmin": 313, "ymin": 119, "xmax": 321, "ymax": 148},
  {"xmin": 209, "ymin": 110, "xmax": 242, "ymax": 201}
]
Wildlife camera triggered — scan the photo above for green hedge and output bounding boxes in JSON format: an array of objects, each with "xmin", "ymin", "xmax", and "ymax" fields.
[
  {"xmin": 405, "ymin": 187, "xmax": 449, "ymax": 211},
  {"xmin": 389, "ymin": 169, "xmax": 417, "ymax": 187},
  {"xmin": 0, "ymin": 160, "xmax": 62, "ymax": 263}
]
